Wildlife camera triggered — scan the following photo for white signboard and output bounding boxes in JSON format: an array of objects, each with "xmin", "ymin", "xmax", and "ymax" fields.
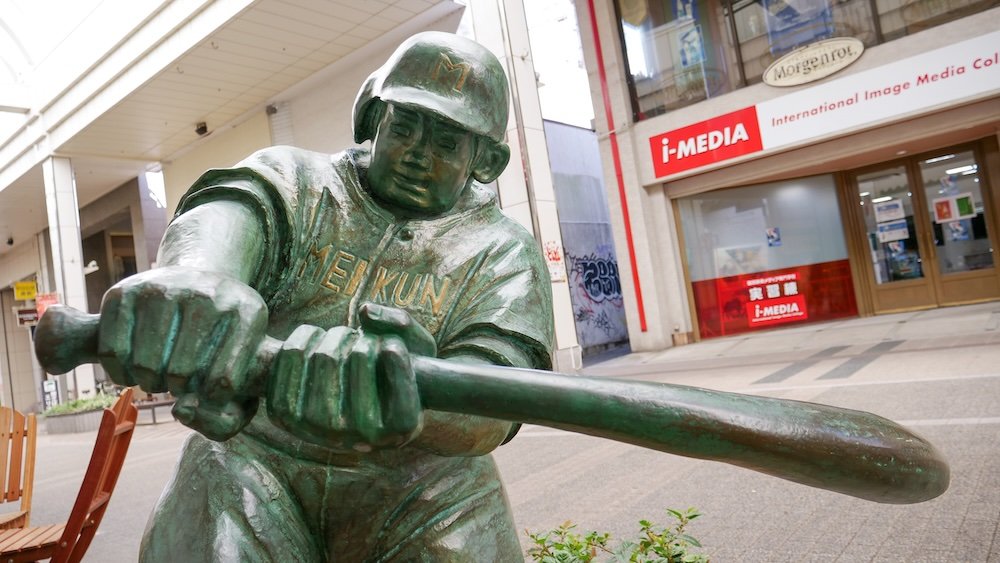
[
  {"xmin": 877, "ymin": 220, "xmax": 909, "ymax": 243},
  {"xmin": 763, "ymin": 37, "xmax": 864, "ymax": 87},
  {"xmin": 756, "ymin": 31, "xmax": 999, "ymax": 152},
  {"xmin": 873, "ymin": 199, "xmax": 905, "ymax": 223},
  {"xmin": 648, "ymin": 30, "xmax": 999, "ymax": 182}
]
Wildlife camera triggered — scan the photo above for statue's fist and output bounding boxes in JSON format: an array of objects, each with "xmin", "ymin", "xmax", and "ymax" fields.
[
  {"xmin": 266, "ymin": 304, "xmax": 432, "ymax": 450},
  {"xmin": 97, "ymin": 266, "xmax": 268, "ymax": 440}
]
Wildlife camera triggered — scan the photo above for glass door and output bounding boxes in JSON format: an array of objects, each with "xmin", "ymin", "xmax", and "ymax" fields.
[
  {"xmin": 848, "ymin": 143, "xmax": 1000, "ymax": 314},
  {"xmin": 855, "ymin": 164, "xmax": 938, "ymax": 312},
  {"xmin": 917, "ymin": 148, "xmax": 999, "ymax": 304}
]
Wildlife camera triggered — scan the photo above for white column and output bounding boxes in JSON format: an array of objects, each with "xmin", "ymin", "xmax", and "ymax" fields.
[
  {"xmin": 467, "ymin": 0, "xmax": 583, "ymax": 372},
  {"xmin": 42, "ymin": 156, "xmax": 97, "ymax": 399}
]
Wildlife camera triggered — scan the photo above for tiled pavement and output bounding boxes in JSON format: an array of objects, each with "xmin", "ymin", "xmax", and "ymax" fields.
[
  {"xmin": 20, "ymin": 301, "xmax": 1000, "ymax": 561},
  {"xmin": 499, "ymin": 301, "xmax": 1000, "ymax": 561}
]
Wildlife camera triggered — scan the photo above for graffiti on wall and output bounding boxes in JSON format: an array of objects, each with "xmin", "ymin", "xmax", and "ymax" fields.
[{"xmin": 565, "ymin": 244, "xmax": 628, "ymax": 347}]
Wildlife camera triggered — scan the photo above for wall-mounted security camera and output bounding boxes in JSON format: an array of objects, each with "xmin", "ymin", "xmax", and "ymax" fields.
[{"xmin": 195, "ymin": 122, "xmax": 208, "ymax": 136}]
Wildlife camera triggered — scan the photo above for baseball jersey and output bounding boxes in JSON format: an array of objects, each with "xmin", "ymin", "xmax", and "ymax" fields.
[{"xmin": 176, "ymin": 145, "xmax": 554, "ymax": 454}]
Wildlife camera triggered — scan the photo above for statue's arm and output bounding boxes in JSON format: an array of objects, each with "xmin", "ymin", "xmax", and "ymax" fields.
[
  {"xmin": 157, "ymin": 200, "xmax": 266, "ymax": 281},
  {"xmin": 410, "ymin": 234, "xmax": 554, "ymax": 457},
  {"xmin": 97, "ymin": 199, "xmax": 271, "ymax": 440}
]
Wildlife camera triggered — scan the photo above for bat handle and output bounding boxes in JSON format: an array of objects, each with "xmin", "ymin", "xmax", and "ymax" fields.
[
  {"xmin": 33, "ymin": 304, "xmax": 281, "ymax": 392},
  {"xmin": 34, "ymin": 305, "xmax": 101, "ymax": 375}
]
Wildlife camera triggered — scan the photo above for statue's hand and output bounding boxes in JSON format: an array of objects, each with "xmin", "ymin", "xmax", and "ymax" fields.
[
  {"xmin": 97, "ymin": 266, "xmax": 268, "ymax": 440},
  {"xmin": 266, "ymin": 303, "xmax": 433, "ymax": 450}
]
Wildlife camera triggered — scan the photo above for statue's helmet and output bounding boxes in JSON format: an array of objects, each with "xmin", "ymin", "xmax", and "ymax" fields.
[{"xmin": 353, "ymin": 32, "xmax": 510, "ymax": 144}]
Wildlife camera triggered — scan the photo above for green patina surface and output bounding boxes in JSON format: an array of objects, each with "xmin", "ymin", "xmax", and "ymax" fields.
[{"xmin": 32, "ymin": 31, "xmax": 949, "ymax": 563}]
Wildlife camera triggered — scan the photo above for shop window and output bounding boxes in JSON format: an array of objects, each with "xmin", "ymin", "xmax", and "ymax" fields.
[
  {"xmin": 677, "ymin": 175, "xmax": 858, "ymax": 338},
  {"xmin": 875, "ymin": 0, "xmax": 998, "ymax": 42},
  {"xmin": 615, "ymin": 0, "xmax": 992, "ymax": 121},
  {"xmin": 731, "ymin": 0, "xmax": 879, "ymax": 85},
  {"xmin": 616, "ymin": 0, "xmax": 741, "ymax": 119}
]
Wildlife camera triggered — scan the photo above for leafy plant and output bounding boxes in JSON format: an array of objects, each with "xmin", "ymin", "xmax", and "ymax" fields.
[
  {"xmin": 526, "ymin": 507, "xmax": 709, "ymax": 563},
  {"xmin": 42, "ymin": 393, "xmax": 116, "ymax": 416}
]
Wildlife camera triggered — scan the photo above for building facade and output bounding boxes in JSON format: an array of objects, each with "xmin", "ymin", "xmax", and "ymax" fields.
[{"xmin": 575, "ymin": 0, "xmax": 1000, "ymax": 350}]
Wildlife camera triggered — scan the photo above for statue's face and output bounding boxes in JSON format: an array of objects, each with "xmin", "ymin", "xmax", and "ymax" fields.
[{"xmin": 367, "ymin": 104, "xmax": 477, "ymax": 218}]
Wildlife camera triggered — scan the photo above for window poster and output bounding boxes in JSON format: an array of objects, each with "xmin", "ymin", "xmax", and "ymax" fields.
[
  {"xmin": 671, "ymin": 18, "xmax": 709, "ymax": 100},
  {"xmin": 955, "ymin": 193, "xmax": 976, "ymax": 217},
  {"xmin": 715, "ymin": 245, "xmax": 765, "ymax": 277},
  {"xmin": 764, "ymin": 0, "xmax": 834, "ymax": 55},
  {"xmin": 933, "ymin": 193, "xmax": 977, "ymax": 223},
  {"xmin": 948, "ymin": 220, "xmax": 971, "ymax": 241},
  {"xmin": 673, "ymin": 0, "xmax": 696, "ymax": 20},
  {"xmin": 766, "ymin": 227, "xmax": 782, "ymax": 247},
  {"xmin": 877, "ymin": 219, "xmax": 909, "ymax": 243},
  {"xmin": 873, "ymin": 199, "xmax": 905, "ymax": 223}
]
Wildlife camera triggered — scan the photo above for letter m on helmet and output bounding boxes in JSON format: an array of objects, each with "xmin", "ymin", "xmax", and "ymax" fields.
[{"xmin": 433, "ymin": 54, "xmax": 471, "ymax": 93}]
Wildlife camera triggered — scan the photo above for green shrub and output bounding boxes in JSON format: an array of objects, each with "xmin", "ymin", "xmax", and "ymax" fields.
[
  {"xmin": 526, "ymin": 507, "xmax": 709, "ymax": 563},
  {"xmin": 42, "ymin": 393, "xmax": 117, "ymax": 417}
]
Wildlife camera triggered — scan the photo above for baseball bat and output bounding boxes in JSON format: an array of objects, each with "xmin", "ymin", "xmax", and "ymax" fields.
[{"xmin": 35, "ymin": 305, "xmax": 949, "ymax": 504}]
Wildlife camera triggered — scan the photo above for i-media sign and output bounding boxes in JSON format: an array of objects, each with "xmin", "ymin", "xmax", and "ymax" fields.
[
  {"xmin": 647, "ymin": 106, "xmax": 763, "ymax": 178},
  {"xmin": 648, "ymin": 30, "xmax": 999, "ymax": 180}
]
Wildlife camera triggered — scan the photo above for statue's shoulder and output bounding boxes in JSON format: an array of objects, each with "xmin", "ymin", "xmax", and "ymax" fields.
[
  {"xmin": 469, "ymin": 190, "xmax": 542, "ymax": 252},
  {"xmin": 240, "ymin": 145, "xmax": 339, "ymax": 176}
]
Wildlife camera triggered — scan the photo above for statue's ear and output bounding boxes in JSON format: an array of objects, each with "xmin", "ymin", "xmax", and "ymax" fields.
[{"xmin": 471, "ymin": 142, "xmax": 510, "ymax": 184}]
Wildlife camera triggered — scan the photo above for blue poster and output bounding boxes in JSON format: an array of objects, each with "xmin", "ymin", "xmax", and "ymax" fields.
[
  {"xmin": 766, "ymin": 227, "xmax": 782, "ymax": 247},
  {"xmin": 877, "ymin": 219, "xmax": 909, "ymax": 243},
  {"xmin": 764, "ymin": 0, "xmax": 834, "ymax": 55}
]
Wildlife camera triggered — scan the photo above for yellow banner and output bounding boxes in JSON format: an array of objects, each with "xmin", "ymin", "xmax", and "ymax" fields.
[{"xmin": 13, "ymin": 281, "xmax": 37, "ymax": 301}]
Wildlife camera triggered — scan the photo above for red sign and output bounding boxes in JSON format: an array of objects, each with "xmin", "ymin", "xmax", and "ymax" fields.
[
  {"xmin": 934, "ymin": 199, "xmax": 955, "ymax": 222},
  {"xmin": 744, "ymin": 272, "xmax": 807, "ymax": 326},
  {"xmin": 690, "ymin": 261, "xmax": 858, "ymax": 339},
  {"xmin": 648, "ymin": 106, "xmax": 763, "ymax": 178},
  {"xmin": 746, "ymin": 295, "xmax": 808, "ymax": 326},
  {"xmin": 35, "ymin": 293, "xmax": 60, "ymax": 318}
]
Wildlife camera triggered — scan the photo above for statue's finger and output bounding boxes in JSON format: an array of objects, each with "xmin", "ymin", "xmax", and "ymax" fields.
[
  {"xmin": 202, "ymin": 301, "xmax": 267, "ymax": 402},
  {"xmin": 97, "ymin": 286, "xmax": 137, "ymax": 387},
  {"xmin": 347, "ymin": 335, "xmax": 382, "ymax": 448},
  {"xmin": 377, "ymin": 336, "xmax": 422, "ymax": 444},
  {"xmin": 358, "ymin": 303, "xmax": 435, "ymax": 357},
  {"xmin": 269, "ymin": 325, "xmax": 325, "ymax": 423},
  {"xmin": 163, "ymin": 293, "xmax": 222, "ymax": 396},
  {"xmin": 129, "ymin": 285, "xmax": 178, "ymax": 393},
  {"xmin": 172, "ymin": 392, "xmax": 253, "ymax": 442},
  {"xmin": 304, "ymin": 327, "xmax": 355, "ymax": 432}
]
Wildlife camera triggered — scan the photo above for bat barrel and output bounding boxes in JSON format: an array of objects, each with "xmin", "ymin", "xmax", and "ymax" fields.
[{"xmin": 413, "ymin": 357, "xmax": 950, "ymax": 504}]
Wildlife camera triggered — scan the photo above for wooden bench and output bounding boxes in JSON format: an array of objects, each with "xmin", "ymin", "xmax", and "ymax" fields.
[{"xmin": 133, "ymin": 399, "xmax": 175, "ymax": 425}]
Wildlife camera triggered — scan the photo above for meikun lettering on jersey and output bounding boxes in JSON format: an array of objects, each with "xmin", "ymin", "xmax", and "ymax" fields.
[
  {"xmin": 297, "ymin": 242, "xmax": 453, "ymax": 316},
  {"xmin": 648, "ymin": 106, "xmax": 763, "ymax": 177}
]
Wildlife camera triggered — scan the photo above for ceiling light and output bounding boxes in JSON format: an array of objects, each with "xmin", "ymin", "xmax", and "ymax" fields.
[
  {"xmin": 924, "ymin": 154, "xmax": 955, "ymax": 164},
  {"xmin": 859, "ymin": 192, "xmax": 870, "ymax": 197},
  {"xmin": 945, "ymin": 164, "xmax": 976, "ymax": 175},
  {"xmin": 871, "ymin": 196, "xmax": 893, "ymax": 203}
]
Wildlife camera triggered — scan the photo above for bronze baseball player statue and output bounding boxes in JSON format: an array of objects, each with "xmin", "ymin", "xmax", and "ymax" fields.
[{"xmin": 35, "ymin": 32, "xmax": 948, "ymax": 562}]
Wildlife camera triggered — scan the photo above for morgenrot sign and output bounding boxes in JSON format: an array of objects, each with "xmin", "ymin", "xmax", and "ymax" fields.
[{"xmin": 763, "ymin": 37, "xmax": 865, "ymax": 87}]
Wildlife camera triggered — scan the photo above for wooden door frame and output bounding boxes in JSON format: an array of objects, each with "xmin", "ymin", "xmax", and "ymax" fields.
[{"xmin": 840, "ymin": 138, "xmax": 1000, "ymax": 314}]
